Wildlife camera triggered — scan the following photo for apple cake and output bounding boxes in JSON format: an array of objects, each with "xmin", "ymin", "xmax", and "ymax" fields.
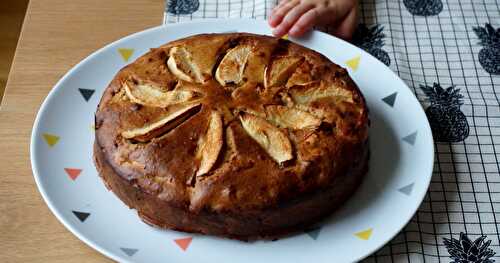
[{"xmin": 93, "ymin": 33, "xmax": 369, "ymax": 240}]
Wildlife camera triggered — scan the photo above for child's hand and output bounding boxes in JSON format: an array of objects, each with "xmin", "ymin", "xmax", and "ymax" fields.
[{"xmin": 268, "ymin": 0, "xmax": 358, "ymax": 40}]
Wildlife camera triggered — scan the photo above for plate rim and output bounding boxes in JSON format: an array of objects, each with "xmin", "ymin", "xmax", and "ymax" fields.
[{"xmin": 30, "ymin": 18, "xmax": 435, "ymax": 263}]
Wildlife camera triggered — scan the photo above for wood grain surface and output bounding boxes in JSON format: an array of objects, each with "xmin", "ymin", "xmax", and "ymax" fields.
[
  {"xmin": 0, "ymin": 0, "xmax": 163, "ymax": 261},
  {"xmin": 0, "ymin": 0, "xmax": 29, "ymax": 100}
]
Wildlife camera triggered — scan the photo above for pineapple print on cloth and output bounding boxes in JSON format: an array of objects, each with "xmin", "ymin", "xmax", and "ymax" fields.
[
  {"xmin": 164, "ymin": 0, "xmax": 275, "ymax": 23},
  {"xmin": 403, "ymin": 0, "xmax": 443, "ymax": 16},
  {"xmin": 473, "ymin": 24, "xmax": 500, "ymax": 75},
  {"xmin": 167, "ymin": 0, "xmax": 200, "ymax": 15},
  {"xmin": 352, "ymin": 24, "xmax": 391, "ymax": 66},
  {"xmin": 163, "ymin": 0, "xmax": 500, "ymax": 261},
  {"xmin": 444, "ymin": 232, "xmax": 496, "ymax": 263},
  {"xmin": 421, "ymin": 83, "xmax": 469, "ymax": 142},
  {"xmin": 357, "ymin": 0, "xmax": 500, "ymax": 261}
]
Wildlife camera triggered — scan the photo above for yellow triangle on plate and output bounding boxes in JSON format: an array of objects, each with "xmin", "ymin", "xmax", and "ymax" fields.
[
  {"xmin": 355, "ymin": 228, "xmax": 373, "ymax": 240},
  {"xmin": 42, "ymin": 133, "xmax": 60, "ymax": 147},
  {"xmin": 118, "ymin": 48, "xmax": 134, "ymax": 62},
  {"xmin": 345, "ymin": 55, "xmax": 361, "ymax": 71},
  {"xmin": 281, "ymin": 34, "xmax": 289, "ymax": 40}
]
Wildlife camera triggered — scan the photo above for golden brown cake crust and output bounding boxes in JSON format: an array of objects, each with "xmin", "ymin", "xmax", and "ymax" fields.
[{"xmin": 94, "ymin": 33, "xmax": 369, "ymax": 239}]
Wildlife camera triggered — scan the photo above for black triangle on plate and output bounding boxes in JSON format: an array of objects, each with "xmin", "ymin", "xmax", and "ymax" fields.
[
  {"xmin": 120, "ymin": 247, "xmax": 139, "ymax": 257},
  {"xmin": 79, "ymin": 88, "xmax": 95, "ymax": 102},
  {"xmin": 403, "ymin": 131, "xmax": 418, "ymax": 146},
  {"xmin": 305, "ymin": 226, "xmax": 322, "ymax": 240},
  {"xmin": 382, "ymin": 92, "xmax": 397, "ymax": 107},
  {"xmin": 72, "ymin": 210, "xmax": 90, "ymax": 222},
  {"xmin": 398, "ymin": 183, "xmax": 415, "ymax": 196}
]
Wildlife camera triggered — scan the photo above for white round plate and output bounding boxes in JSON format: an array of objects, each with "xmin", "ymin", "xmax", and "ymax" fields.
[{"xmin": 31, "ymin": 19, "xmax": 434, "ymax": 263}]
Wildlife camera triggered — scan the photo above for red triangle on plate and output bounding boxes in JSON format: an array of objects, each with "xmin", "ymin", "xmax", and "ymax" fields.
[
  {"xmin": 174, "ymin": 237, "xmax": 192, "ymax": 251},
  {"xmin": 64, "ymin": 168, "xmax": 82, "ymax": 181}
]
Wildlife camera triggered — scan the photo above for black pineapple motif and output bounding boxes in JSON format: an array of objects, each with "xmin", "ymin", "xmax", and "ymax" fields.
[
  {"xmin": 167, "ymin": 0, "xmax": 200, "ymax": 15},
  {"xmin": 352, "ymin": 24, "xmax": 391, "ymax": 66},
  {"xmin": 473, "ymin": 23, "xmax": 500, "ymax": 75},
  {"xmin": 421, "ymin": 83, "xmax": 469, "ymax": 142},
  {"xmin": 443, "ymin": 233, "xmax": 496, "ymax": 263},
  {"xmin": 404, "ymin": 0, "xmax": 443, "ymax": 16}
]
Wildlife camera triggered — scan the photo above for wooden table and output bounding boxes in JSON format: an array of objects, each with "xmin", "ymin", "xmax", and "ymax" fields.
[{"xmin": 0, "ymin": 0, "xmax": 163, "ymax": 261}]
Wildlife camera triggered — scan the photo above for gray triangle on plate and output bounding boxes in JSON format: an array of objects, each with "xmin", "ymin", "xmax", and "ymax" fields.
[
  {"xmin": 79, "ymin": 88, "xmax": 95, "ymax": 102},
  {"xmin": 402, "ymin": 131, "xmax": 418, "ymax": 145},
  {"xmin": 382, "ymin": 92, "xmax": 397, "ymax": 107},
  {"xmin": 120, "ymin": 247, "xmax": 138, "ymax": 257},
  {"xmin": 398, "ymin": 183, "xmax": 415, "ymax": 196},
  {"xmin": 305, "ymin": 226, "xmax": 322, "ymax": 240},
  {"xmin": 72, "ymin": 210, "xmax": 90, "ymax": 222}
]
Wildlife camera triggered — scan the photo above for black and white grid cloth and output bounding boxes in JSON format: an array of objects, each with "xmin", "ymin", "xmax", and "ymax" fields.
[{"xmin": 164, "ymin": 0, "xmax": 500, "ymax": 261}]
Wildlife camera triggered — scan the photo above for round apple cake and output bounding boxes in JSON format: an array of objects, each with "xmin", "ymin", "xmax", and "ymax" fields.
[{"xmin": 93, "ymin": 33, "xmax": 369, "ymax": 240}]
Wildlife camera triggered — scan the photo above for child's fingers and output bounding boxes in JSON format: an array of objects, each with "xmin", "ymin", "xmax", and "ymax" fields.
[
  {"xmin": 275, "ymin": 0, "xmax": 290, "ymax": 9},
  {"xmin": 269, "ymin": 0, "xmax": 299, "ymax": 28},
  {"xmin": 271, "ymin": 0, "xmax": 287, "ymax": 14},
  {"xmin": 270, "ymin": 0, "xmax": 299, "ymax": 26},
  {"xmin": 329, "ymin": 7, "xmax": 357, "ymax": 40},
  {"xmin": 288, "ymin": 8, "xmax": 318, "ymax": 37},
  {"xmin": 272, "ymin": 3, "xmax": 314, "ymax": 37}
]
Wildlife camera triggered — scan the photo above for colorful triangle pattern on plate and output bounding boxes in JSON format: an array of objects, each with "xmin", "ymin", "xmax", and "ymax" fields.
[
  {"xmin": 42, "ymin": 133, "xmax": 60, "ymax": 147},
  {"xmin": 72, "ymin": 210, "xmax": 90, "ymax": 222},
  {"xmin": 355, "ymin": 228, "xmax": 373, "ymax": 240},
  {"xmin": 345, "ymin": 55, "xmax": 361, "ymax": 71},
  {"xmin": 174, "ymin": 237, "xmax": 192, "ymax": 251},
  {"xmin": 64, "ymin": 168, "xmax": 82, "ymax": 181},
  {"xmin": 118, "ymin": 48, "xmax": 134, "ymax": 62}
]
